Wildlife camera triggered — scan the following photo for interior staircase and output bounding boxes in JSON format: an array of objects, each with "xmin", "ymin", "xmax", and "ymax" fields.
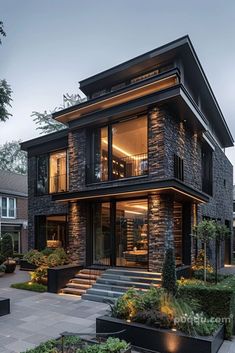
[{"xmin": 61, "ymin": 268, "xmax": 162, "ymax": 302}]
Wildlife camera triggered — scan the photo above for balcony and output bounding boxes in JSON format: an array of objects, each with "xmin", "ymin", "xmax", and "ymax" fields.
[
  {"xmin": 49, "ymin": 174, "xmax": 68, "ymax": 193},
  {"xmin": 86, "ymin": 153, "xmax": 148, "ymax": 184}
]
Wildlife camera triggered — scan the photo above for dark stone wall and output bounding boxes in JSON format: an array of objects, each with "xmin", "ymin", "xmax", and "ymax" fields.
[{"xmin": 27, "ymin": 156, "xmax": 68, "ymax": 249}]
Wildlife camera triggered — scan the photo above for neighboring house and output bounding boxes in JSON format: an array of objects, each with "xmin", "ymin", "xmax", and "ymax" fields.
[
  {"xmin": 0, "ymin": 170, "xmax": 28, "ymax": 253},
  {"xmin": 233, "ymin": 185, "xmax": 235, "ymax": 258},
  {"xmin": 21, "ymin": 35, "xmax": 233, "ymax": 274}
]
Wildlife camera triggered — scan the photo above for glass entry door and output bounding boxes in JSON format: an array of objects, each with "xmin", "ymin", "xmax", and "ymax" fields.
[
  {"xmin": 92, "ymin": 199, "xmax": 148, "ymax": 268},
  {"xmin": 93, "ymin": 203, "xmax": 111, "ymax": 265},
  {"xmin": 116, "ymin": 199, "xmax": 148, "ymax": 268}
]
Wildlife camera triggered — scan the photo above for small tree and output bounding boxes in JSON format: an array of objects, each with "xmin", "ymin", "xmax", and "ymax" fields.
[
  {"xmin": 1, "ymin": 233, "xmax": 13, "ymax": 260},
  {"xmin": 214, "ymin": 223, "xmax": 230, "ymax": 283},
  {"xmin": 162, "ymin": 247, "xmax": 177, "ymax": 295},
  {"xmin": 193, "ymin": 220, "xmax": 216, "ymax": 283}
]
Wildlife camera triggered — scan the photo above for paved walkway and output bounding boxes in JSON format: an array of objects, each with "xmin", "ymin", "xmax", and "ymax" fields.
[
  {"xmin": 0, "ymin": 268, "xmax": 234, "ymax": 353},
  {"xmin": 0, "ymin": 268, "xmax": 108, "ymax": 353}
]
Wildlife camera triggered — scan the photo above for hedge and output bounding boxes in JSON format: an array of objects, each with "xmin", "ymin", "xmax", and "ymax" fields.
[{"xmin": 178, "ymin": 277, "xmax": 235, "ymax": 339}]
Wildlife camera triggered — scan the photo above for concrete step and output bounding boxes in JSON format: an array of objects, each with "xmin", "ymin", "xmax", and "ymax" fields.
[
  {"xmin": 86, "ymin": 288, "xmax": 124, "ymax": 298},
  {"xmin": 67, "ymin": 282, "xmax": 91, "ymax": 290},
  {"xmin": 80, "ymin": 269, "xmax": 103, "ymax": 275},
  {"xmin": 75, "ymin": 273, "xmax": 100, "ymax": 280},
  {"xmin": 70, "ymin": 278, "xmax": 96, "ymax": 285},
  {"xmin": 94, "ymin": 281, "xmax": 153, "ymax": 292},
  {"xmin": 61, "ymin": 287, "xmax": 86, "ymax": 296},
  {"xmin": 106, "ymin": 269, "xmax": 161, "ymax": 279},
  {"xmin": 92, "ymin": 283, "xmax": 148, "ymax": 293},
  {"xmin": 82, "ymin": 293, "xmax": 116, "ymax": 303},
  {"xmin": 101, "ymin": 273, "xmax": 161, "ymax": 284}
]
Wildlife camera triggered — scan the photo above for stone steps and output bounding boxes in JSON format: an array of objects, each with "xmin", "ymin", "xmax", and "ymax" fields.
[
  {"xmin": 81, "ymin": 268, "xmax": 162, "ymax": 302},
  {"xmin": 60, "ymin": 268, "xmax": 103, "ymax": 297}
]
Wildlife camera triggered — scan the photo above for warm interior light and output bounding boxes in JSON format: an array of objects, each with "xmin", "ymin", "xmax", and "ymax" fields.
[
  {"xmin": 102, "ymin": 138, "xmax": 146, "ymax": 160},
  {"xmin": 125, "ymin": 210, "xmax": 143, "ymax": 215},
  {"xmin": 130, "ymin": 205, "xmax": 148, "ymax": 210}
]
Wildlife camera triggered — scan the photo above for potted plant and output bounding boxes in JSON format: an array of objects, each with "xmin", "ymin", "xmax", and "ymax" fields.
[
  {"xmin": 2, "ymin": 234, "xmax": 16, "ymax": 273},
  {"xmin": 0, "ymin": 264, "xmax": 6, "ymax": 277}
]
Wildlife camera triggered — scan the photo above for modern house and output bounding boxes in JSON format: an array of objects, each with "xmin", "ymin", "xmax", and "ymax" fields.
[
  {"xmin": 0, "ymin": 170, "xmax": 28, "ymax": 253},
  {"xmin": 21, "ymin": 36, "xmax": 233, "ymax": 296}
]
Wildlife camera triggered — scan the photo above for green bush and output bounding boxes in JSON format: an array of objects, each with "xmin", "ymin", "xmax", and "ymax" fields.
[
  {"xmin": 41, "ymin": 247, "xmax": 54, "ymax": 256},
  {"xmin": 11, "ymin": 281, "xmax": 47, "ymax": 292},
  {"xmin": 162, "ymin": 248, "xmax": 177, "ymax": 295},
  {"xmin": 1, "ymin": 233, "xmax": 13, "ymax": 258},
  {"xmin": 178, "ymin": 277, "xmax": 235, "ymax": 339},
  {"xmin": 47, "ymin": 253, "xmax": 61, "ymax": 267},
  {"xmin": 193, "ymin": 270, "xmax": 230, "ymax": 283},
  {"xmin": 53, "ymin": 247, "xmax": 68, "ymax": 265},
  {"xmin": 0, "ymin": 254, "xmax": 5, "ymax": 264},
  {"xmin": 0, "ymin": 264, "xmax": 6, "ymax": 272}
]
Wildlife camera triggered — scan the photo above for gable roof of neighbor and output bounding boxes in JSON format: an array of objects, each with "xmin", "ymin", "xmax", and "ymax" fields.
[{"xmin": 0, "ymin": 170, "xmax": 27, "ymax": 197}]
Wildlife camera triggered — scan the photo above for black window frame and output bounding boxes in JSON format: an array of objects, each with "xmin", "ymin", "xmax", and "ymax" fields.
[
  {"xmin": 201, "ymin": 143, "xmax": 213, "ymax": 196},
  {"xmin": 87, "ymin": 115, "xmax": 148, "ymax": 184},
  {"xmin": 174, "ymin": 154, "xmax": 184, "ymax": 181}
]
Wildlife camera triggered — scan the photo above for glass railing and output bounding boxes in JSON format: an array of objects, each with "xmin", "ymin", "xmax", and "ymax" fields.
[
  {"xmin": 49, "ymin": 174, "xmax": 68, "ymax": 193},
  {"xmin": 86, "ymin": 153, "xmax": 148, "ymax": 183}
]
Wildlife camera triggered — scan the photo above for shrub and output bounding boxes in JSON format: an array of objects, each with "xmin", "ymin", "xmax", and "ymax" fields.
[
  {"xmin": 162, "ymin": 248, "xmax": 177, "ymax": 295},
  {"xmin": 40, "ymin": 247, "xmax": 54, "ymax": 256},
  {"xmin": 53, "ymin": 247, "xmax": 68, "ymax": 265},
  {"xmin": 47, "ymin": 253, "xmax": 61, "ymax": 267},
  {"xmin": 30, "ymin": 266, "xmax": 48, "ymax": 284},
  {"xmin": 0, "ymin": 254, "xmax": 5, "ymax": 264},
  {"xmin": 11, "ymin": 281, "xmax": 47, "ymax": 292},
  {"xmin": 193, "ymin": 270, "xmax": 229, "ymax": 283},
  {"xmin": 192, "ymin": 249, "xmax": 214, "ymax": 273},
  {"xmin": 0, "ymin": 264, "xmax": 6, "ymax": 272},
  {"xmin": 1, "ymin": 233, "xmax": 13, "ymax": 258},
  {"xmin": 178, "ymin": 278, "xmax": 235, "ymax": 338},
  {"xmin": 133, "ymin": 309, "xmax": 174, "ymax": 329},
  {"xmin": 23, "ymin": 250, "xmax": 45, "ymax": 265}
]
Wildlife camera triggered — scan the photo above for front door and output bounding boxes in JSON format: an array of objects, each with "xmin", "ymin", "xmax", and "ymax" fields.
[{"xmin": 92, "ymin": 199, "xmax": 148, "ymax": 268}]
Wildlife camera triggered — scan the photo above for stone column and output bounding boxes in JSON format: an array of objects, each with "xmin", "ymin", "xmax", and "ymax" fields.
[
  {"xmin": 148, "ymin": 107, "xmax": 165, "ymax": 179},
  {"xmin": 148, "ymin": 194, "xmax": 174, "ymax": 272},
  {"xmin": 68, "ymin": 129, "xmax": 86, "ymax": 192},
  {"xmin": 68, "ymin": 201, "xmax": 86, "ymax": 265}
]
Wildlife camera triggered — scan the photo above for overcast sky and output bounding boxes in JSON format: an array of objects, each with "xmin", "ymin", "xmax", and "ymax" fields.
[{"xmin": 1, "ymin": 0, "xmax": 235, "ymax": 176}]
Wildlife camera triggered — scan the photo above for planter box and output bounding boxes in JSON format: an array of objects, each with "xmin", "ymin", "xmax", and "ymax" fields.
[
  {"xmin": 0, "ymin": 297, "xmax": 10, "ymax": 316},
  {"xmin": 47, "ymin": 264, "xmax": 83, "ymax": 293},
  {"xmin": 96, "ymin": 316, "xmax": 224, "ymax": 353},
  {"xmin": 176, "ymin": 265, "xmax": 191, "ymax": 279},
  {"xmin": 20, "ymin": 260, "xmax": 37, "ymax": 271}
]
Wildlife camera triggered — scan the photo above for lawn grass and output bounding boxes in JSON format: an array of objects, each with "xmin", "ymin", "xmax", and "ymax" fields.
[{"xmin": 11, "ymin": 281, "xmax": 47, "ymax": 292}]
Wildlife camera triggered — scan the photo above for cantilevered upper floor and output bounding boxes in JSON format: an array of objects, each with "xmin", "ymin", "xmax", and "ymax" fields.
[{"xmin": 53, "ymin": 35, "xmax": 233, "ymax": 149}]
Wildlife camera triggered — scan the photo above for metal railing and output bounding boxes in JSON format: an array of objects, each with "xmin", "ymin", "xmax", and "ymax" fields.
[{"xmin": 86, "ymin": 153, "xmax": 148, "ymax": 183}]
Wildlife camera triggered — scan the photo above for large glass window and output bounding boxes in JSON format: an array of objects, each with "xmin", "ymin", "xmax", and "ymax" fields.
[
  {"xmin": 93, "ymin": 203, "xmax": 111, "ymax": 265},
  {"xmin": 116, "ymin": 199, "xmax": 148, "ymax": 268},
  {"xmin": 37, "ymin": 154, "xmax": 48, "ymax": 195},
  {"xmin": 173, "ymin": 201, "xmax": 183, "ymax": 266},
  {"xmin": 88, "ymin": 116, "xmax": 148, "ymax": 183},
  {"xmin": 1, "ymin": 197, "xmax": 16, "ymax": 218},
  {"xmin": 46, "ymin": 215, "xmax": 67, "ymax": 248},
  {"xmin": 202, "ymin": 143, "xmax": 213, "ymax": 196},
  {"xmin": 112, "ymin": 117, "xmax": 147, "ymax": 179},
  {"xmin": 49, "ymin": 150, "xmax": 67, "ymax": 193}
]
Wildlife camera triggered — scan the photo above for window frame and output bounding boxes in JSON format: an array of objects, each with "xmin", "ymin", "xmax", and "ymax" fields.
[
  {"xmin": 0, "ymin": 197, "xmax": 16, "ymax": 219},
  {"xmin": 88, "ymin": 115, "xmax": 148, "ymax": 184},
  {"xmin": 49, "ymin": 149, "xmax": 68, "ymax": 194}
]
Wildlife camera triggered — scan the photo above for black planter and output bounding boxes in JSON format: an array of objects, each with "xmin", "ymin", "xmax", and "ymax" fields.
[
  {"xmin": 4, "ymin": 261, "xmax": 16, "ymax": 273},
  {"xmin": 47, "ymin": 264, "xmax": 83, "ymax": 293},
  {"xmin": 0, "ymin": 297, "xmax": 10, "ymax": 316},
  {"xmin": 20, "ymin": 260, "xmax": 37, "ymax": 271},
  {"xmin": 96, "ymin": 316, "xmax": 224, "ymax": 353}
]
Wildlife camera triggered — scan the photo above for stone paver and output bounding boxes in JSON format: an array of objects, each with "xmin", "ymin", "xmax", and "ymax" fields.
[
  {"xmin": 0, "ymin": 268, "xmax": 108, "ymax": 352},
  {"xmin": 0, "ymin": 267, "xmax": 235, "ymax": 352}
]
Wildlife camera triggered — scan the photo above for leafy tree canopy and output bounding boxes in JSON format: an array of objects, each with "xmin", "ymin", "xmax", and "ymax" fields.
[
  {"xmin": 0, "ymin": 21, "xmax": 12, "ymax": 122},
  {"xmin": 0, "ymin": 140, "xmax": 27, "ymax": 175},
  {"xmin": 31, "ymin": 93, "xmax": 85, "ymax": 135}
]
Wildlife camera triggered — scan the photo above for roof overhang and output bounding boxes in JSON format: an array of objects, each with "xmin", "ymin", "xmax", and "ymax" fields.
[{"xmin": 51, "ymin": 179, "xmax": 209, "ymax": 204}]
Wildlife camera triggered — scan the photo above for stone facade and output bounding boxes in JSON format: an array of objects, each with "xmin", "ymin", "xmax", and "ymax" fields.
[
  {"xmin": 26, "ymin": 104, "xmax": 233, "ymax": 270},
  {"xmin": 68, "ymin": 202, "xmax": 86, "ymax": 265}
]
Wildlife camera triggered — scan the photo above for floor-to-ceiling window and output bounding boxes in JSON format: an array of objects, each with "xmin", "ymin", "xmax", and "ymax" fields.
[
  {"xmin": 92, "ymin": 203, "xmax": 111, "ymax": 265},
  {"xmin": 88, "ymin": 116, "xmax": 148, "ymax": 183},
  {"xmin": 116, "ymin": 199, "xmax": 148, "ymax": 268},
  {"xmin": 92, "ymin": 199, "xmax": 148, "ymax": 268},
  {"xmin": 173, "ymin": 201, "xmax": 183, "ymax": 266}
]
